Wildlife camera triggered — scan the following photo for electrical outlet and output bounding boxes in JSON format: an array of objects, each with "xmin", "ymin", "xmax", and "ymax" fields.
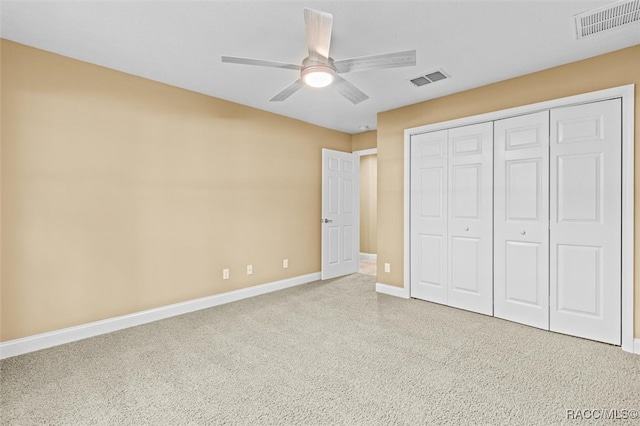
[
  {"xmin": 283, "ymin": 259, "xmax": 289, "ymax": 268},
  {"xmin": 222, "ymin": 269, "xmax": 229, "ymax": 279},
  {"xmin": 384, "ymin": 263, "xmax": 391, "ymax": 273},
  {"xmin": 247, "ymin": 264, "xmax": 253, "ymax": 275}
]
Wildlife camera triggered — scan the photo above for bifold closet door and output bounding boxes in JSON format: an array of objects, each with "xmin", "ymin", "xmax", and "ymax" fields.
[
  {"xmin": 549, "ymin": 99, "xmax": 622, "ymax": 345},
  {"xmin": 410, "ymin": 122, "xmax": 493, "ymax": 315},
  {"xmin": 494, "ymin": 111, "xmax": 549, "ymax": 329},
  {"xmin": 410, "ymin": 130, "xmax": 448, "ymax": 304},
  {"xmin": 447, "ymin": 122, "xmax": 493, "ymax": 316}
]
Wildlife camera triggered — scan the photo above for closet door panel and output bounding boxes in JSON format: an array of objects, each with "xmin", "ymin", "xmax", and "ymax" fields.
[
  {"xmin": 410, "ymin": 130, "xmax": 448, "ymax": 303},
  {"xmin": 494, "ymin": 111, "xmax": 549, "ymax": 329},
  {"xmin": 550, "ymin": 99, "xmax": 621, "ymax": 345},
  {"xmin": 447, "ymin": 122, "xmax": 493, "ymax": 315},
  {"xmin": 450, "ymin": 236, "xmax": 480, "ymax": 293}
]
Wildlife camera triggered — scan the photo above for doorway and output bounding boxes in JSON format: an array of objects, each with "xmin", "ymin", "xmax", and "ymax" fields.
[{"xmin": 356, "ymin": 149, "xmax": 377, "ymax": 276}]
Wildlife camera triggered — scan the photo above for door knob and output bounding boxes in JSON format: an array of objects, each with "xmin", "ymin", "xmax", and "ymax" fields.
[
  {"xmin": 464, "ymin": 227, "xmax": 469, "ymax": 231},
  {"xmin": 323, "ymin": 218, "xmax": 333, "ymax": 223},
  {"xmin": 521, "ymin": 230, "xmax": 526, "ymax": 235}
]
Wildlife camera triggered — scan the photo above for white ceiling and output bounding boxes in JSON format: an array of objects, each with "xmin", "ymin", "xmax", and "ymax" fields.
[{"xmin": 1, "ymin": 1, "xmax": 639, "ymax": 134}]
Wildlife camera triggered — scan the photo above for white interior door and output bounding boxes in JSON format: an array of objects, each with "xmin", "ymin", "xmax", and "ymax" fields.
[
  {"xmin": 410, "ymin": 130, "xmax": 448, "ymax": 303},
  {"xmin": 321, "ymin": 149, "xmax": 359, "ymax": 280},
  {"xmin": 494, "ymin": 111, "xmax": 550, "ymax": 329},
  {"xmin": 447, "ymin": 122, "xmax": 494, "ymax": 315},
  {"xmin": 549, "ymin": 99, "xmax": 622, "ymax": 345}
]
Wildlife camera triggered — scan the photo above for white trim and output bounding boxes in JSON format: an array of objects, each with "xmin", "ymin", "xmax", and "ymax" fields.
[
  {"xmin": 0, "ymin": 272, "xmax": 321, "ymax": 360},
  {"xmin": 403, "ymin": 84, "xmax": 635, "ymax": 353},
  {"xmin": 353, "ymin": 148, "xmax": 377, "ymax": 156},
  {"xmin": 404, "ymin": 121, "xmax": 412, "ymax": 307},
  {"xmin": 376, "ymin": 282, "xmax": 410, "ymax": 299},
  {"xmin": 634, "ymin": 339, "xmax": 640, "ymax": 355},
  {"xmin": 360, "ymin": 252, "xmax": 377, "ymax": 260},
  {"xmin": 620, "ymin": 87, "xmax": 635, "ymax": 353}
]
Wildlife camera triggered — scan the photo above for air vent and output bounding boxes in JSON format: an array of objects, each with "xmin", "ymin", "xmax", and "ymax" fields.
[
  {"xmin": 575, "ymin": 0, "xmax": 640, "ymax": 39},
  {"xmin": 410, "ymin": 76, "xmax": 430, "ymax": 87},
  {"xmin": 410, "ymin": 69, "xmax": 450, "ymax": 87}
]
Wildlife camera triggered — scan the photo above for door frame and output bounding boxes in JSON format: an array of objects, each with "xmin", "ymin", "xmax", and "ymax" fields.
[
  {"xmin": 403, "ymin": 84, "xmax": 635, "ymax": 353},
  {"xmin": 354, "ymin": 148, "xmax": 377, "ymax": 157}
]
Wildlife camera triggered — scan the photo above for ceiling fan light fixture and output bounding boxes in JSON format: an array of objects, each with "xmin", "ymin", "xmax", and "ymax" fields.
[{"xmin": 302, "ymin": 66, "xmax": 335, "ymax": 88}]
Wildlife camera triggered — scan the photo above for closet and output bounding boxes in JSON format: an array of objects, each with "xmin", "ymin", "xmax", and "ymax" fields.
[{"xmin": 410, "ymin": 98, "xmax": 622, "ymax": 345}]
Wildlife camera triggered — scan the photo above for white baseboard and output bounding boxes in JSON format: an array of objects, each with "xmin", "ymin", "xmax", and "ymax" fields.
[
  {"xmin": 359, "ymin": 252, "xmax": 377, "ymax": 260},
  {"xmin": 634, "ymin": 339, "xmax": 640, "ymax": 355},
  {"xmin": 375, "ymin": 282, "xmax": 410, "ymax": 299},
  {"xmin": 0, "ymin": 272, "xmax": 321, "ymax": 360}
]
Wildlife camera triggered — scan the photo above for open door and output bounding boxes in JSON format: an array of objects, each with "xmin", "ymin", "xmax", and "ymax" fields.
[{"xmin": 321, "ymin": 149, "xmax": 359, "ymax": 279}]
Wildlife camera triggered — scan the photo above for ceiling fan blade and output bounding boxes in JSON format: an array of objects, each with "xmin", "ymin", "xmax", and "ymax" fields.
[
  {"xmin": 270, "ymin": 78, "xmax": 305, "ymax": 102},
  {"xmin": 334, "ymin": 50, "xmax": 416, "ymax": 74},
  {"xmin": 222, "ymin": 56, "xmax": 302, "ymax": 71},
  {"xmin": 304, "ymin": 8, "xmax": 333, "ymax": 60},
  {"xmin": 333, "ymin": 75, "xmax": 369, "ymax": 105}
]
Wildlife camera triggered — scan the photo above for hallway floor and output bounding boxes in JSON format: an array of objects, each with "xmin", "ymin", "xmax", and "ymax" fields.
[{"xmin": 359, "ymin": 257, "xmax": 376, "ymax": 276}]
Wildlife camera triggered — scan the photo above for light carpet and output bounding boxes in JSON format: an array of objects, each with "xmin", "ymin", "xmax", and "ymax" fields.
[{"xmin": 2, "ymin": 273, "xmax": 639, "ymax": 425}]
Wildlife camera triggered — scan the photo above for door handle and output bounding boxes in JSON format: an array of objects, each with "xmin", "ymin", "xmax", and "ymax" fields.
[
  {"xmin": 323, "ymin": 218, "xmax": 333, "ymax": 223},
  {"xmin": 520, "ymin": 230, "xmax": 526, "ymax": 235},
  {"xmin": 464, "ymin": 227, "xmax": 469, "ymax": 231}
]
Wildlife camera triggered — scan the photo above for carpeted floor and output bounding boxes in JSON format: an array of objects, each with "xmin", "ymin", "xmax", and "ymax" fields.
[{"xmin": 2, "ymin": 273, "xmax": 639, "ymax": 425}]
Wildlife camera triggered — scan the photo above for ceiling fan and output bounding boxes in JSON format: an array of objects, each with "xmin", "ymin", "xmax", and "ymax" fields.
[{"xmin": 221, "ymin": 8, "xmax": 416, "ymax": 105}]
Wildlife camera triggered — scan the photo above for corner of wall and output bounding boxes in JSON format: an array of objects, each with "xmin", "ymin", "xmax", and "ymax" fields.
[{"xmin": 352, "ymin": 130, "xmax": 377, "ymax": 152}]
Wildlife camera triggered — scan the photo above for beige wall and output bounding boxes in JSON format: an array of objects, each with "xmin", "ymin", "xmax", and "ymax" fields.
[
  {"xmin": 352, "ymin": 130, "xmax": 377, "ymax": 152},
  {"xmin": 353, "ymin": 130, "xmax": 378, "ymax": 255},
  {"xmin": 377, "ymin": 44, "xmax": 640, "ymax": 337},
  {"xmin": 359, "ymin": 154, "xmax": 377, "ymax": 254},
  {"xmin": 0, "ymin": 40, "xmax": 352, "ymax": 341}
]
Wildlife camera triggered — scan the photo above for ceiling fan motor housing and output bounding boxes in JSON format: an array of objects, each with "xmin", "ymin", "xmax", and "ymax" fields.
[{"xmin": 301, "ymin": 57, "xmax": 336, "ymax": 87}]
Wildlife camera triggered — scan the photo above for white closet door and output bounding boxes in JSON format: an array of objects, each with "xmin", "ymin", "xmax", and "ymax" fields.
[
  {"xmin": 549, "ymin": 99, "xmax": 622, "ymax": 345},
  {"xmin": 410, "ymin": 130, "xmax": 448, "ymax": 303},
  {"xmin": 494, "ymin": 111, "xmax": 550, "ymax": 329},
  {"xmin": 447, "ymin": 122, "xmax": 494, "ymax": 315}
]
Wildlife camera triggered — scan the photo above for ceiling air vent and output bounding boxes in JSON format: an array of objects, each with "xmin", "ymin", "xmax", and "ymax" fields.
[
  {"xmin": 575, "ymin": 0, "xmax": 640, "ymax": 39},
  {"xmin": 410, "ymin": 69, "xmax": 450, "ymax": 87}
]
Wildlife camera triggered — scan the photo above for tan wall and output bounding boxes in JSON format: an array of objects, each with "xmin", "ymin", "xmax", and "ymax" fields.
[
  {"xmin": 377, "ymin": 44, "xmax": 640, "ymax": 337},
  {"xmin": 352, "ymin": 130, "xmax": 377, "ymax": 151},
  {"xmin": 359, "ymin": 154, "xmax": 377, "ymax": 254},
  {"xmin": 0, "ymin": 40, "xmax": 352, "ymax": 341},
  {"xmin": 353, "ymin": 131, "xmax": 377, "ymax": 255}
]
